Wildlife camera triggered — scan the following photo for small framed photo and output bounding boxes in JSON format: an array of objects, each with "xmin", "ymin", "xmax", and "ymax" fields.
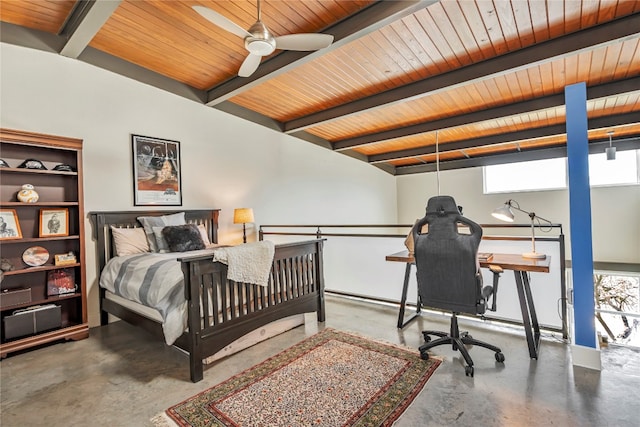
[
  {"xmin": 47, "ymin": 268, "xmax": 76, "ymax": 296},
  {"xmin": 132, "ymin": 134, "xmax": 182, "ymax": 206},
  {"xmin": 39, "ymin": 208, "xmax": 69, "ymax": 237},
  {"xmin": 0, "ymin": 209, "xmax": 22, "ymax": 240}
]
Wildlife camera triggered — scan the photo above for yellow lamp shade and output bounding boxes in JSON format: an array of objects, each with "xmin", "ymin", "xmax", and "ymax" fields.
[{"xmin": 233, "ymin": 208, "xmax": 254, "ymax": 224}]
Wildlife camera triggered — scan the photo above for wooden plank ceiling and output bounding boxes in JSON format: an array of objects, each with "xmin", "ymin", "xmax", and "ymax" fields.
[{"xmin": 1, "ymin": 0, "xmax": 639, "ymax": 175}]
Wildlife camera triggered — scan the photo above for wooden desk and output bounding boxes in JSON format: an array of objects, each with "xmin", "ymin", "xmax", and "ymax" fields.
[{"xmin": 386, "ymin": 250, "xmax": 550, "ymax": 359}]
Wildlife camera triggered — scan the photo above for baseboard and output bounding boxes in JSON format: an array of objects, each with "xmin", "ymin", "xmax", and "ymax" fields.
[{"xmin": 571, "ymin": 344, "xmax": 601, "ymax": 370}]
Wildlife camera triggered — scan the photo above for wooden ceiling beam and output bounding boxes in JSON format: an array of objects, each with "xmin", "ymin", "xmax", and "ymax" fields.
[
  {"xmin": 288, "ymin": 129, "xmax": 334, "ymax": 149},
  {"xmin": 369, "ymin": 112, "xmax": 640, "ymax": 163},
  {"xmin": 0, "ymin": 21, "xmax": 208, "ymax": 104},
  {"xmin": 214, "ymin": 102, "xmax": 285, "ymax": 133},
  {"xmin": 283, "ymin": 13, "xmax": 640, "ymax": 133},
  {"xmin": 393, "ymin": 137, "xmax": 640, "ymax": 175},
  {"xmin": 59, "ymin": 0, "xmax": 121, "ymax": 58},
  {"xmin": 206, "ymin": 0, "xmax": 434, "ymax": 106},
  {"xmin": 0, "ymin": 21, "xmax": 65, "ymax": 53},
  {"xmin": 333, "ymin": 78, "xmax": 640, "ymax": 151},
  {"xmin": 208, "ymin": 106, "xmax": 348, "ymax": 157},
  {"xmin": 76, "ymin": 46, "xmax": 208, "ymax": 103}
]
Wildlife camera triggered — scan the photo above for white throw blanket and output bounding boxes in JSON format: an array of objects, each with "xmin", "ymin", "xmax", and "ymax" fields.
[{"xmin": 213, "ymin": 241, "xmax": 275, "ymax": 287}]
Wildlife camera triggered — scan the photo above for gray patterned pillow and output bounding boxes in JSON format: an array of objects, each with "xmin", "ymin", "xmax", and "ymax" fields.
[
  {"xmin": 137, "ymin": 212, "xmax": 186, "ymax": 252},
  {"xmin": 152, "ymin": 226, "xmax": 171, "ymax": 253}
]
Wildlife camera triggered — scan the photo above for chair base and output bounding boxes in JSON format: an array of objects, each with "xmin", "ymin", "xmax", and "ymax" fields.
[{"xmin": 419, "ymin": 312, "xmax": 505, "ymax": 377}]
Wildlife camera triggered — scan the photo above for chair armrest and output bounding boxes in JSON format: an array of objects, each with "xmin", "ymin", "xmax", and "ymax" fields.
[
  {"xmin": 487, "ymin": 264, "xmax": 503, "ymax": 311},
  {"xmin": 489, "ymin": 265, "xmax": 503, "ymax": 274}
]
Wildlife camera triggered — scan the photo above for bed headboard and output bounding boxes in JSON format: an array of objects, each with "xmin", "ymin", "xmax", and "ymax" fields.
[{"xmin": 89, "ymin": 209, "xmax": 220, "ymax": 270}]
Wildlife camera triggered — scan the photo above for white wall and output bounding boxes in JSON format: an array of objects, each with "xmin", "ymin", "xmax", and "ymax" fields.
[
  {"xmin": 3, "ymin": 42, "xmax": 637, "ymax": 330},
  {"xmin": 0, "ymin": 43, "xmax": 398, "ymax": 326},
  {"xmin": 396, "ymin": 167, "xmax": 640, "ymax": 264}
]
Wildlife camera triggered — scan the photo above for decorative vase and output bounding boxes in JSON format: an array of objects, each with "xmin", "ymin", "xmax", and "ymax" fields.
[{"xmin": 17, "ymin": 184, "xmax": 39, "ymax": 203}]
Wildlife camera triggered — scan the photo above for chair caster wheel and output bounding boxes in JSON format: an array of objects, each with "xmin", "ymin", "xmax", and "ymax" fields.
[
  {"xmin": 420, "ymin": 351, "xmax": 429, "ymax": 360},
  {"xmin": 495, "ymin": 352, "xmax": 505, "ymax": 363},
  {"xmin": 465, "ymin": 366, "xmax": 474, "ymax": 377},
  {"xmin": 422, "ymin": 332, "xmax": 431, "ymax": 342}
]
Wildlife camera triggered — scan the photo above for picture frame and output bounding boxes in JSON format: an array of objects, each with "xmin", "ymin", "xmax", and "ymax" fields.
[
  {"xmin": 0, "ymin": 209, "xmax": 22, "ymax": 240},
  {"xmin": 132, "ymin": 134, "xmax": 182, "ymax": 206},
  {"xmin": 54, "ymin": 252, "xmax": 77, "ymax": 266},
  {"xmin": 39, "ymin": 208, "xmax": 69, "ymax": 237},
  {"xmin": 47, "ymin": 268, "xmax": 76, "ymax": 296}
]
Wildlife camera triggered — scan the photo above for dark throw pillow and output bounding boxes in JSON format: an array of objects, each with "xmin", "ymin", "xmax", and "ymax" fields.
[{"xmin": 162, "ymin": 224, "xmax": 206, "ymax": 252}]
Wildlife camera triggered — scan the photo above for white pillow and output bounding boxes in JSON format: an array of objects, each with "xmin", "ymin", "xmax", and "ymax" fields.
[
  {"xmin": 137, "ymin": 212, "xmax": 186, "ymax": 252},
  {"xmin": 197, "ymin": 224, "xmax": 211, "ymax": 246},
  {"xmin": 110, "ymin": 226, "xmax": 150, "ymax": 256}
]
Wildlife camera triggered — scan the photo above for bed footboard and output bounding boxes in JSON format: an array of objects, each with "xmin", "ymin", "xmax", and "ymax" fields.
[{"xmin": 178, "ymin": 239, "xmax": 325, "ymax": 382}]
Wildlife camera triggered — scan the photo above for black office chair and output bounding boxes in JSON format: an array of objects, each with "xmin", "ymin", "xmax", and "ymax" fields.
[{"xmin": 413, "ymin": 195, "xmax": 505, "ymax": 377}]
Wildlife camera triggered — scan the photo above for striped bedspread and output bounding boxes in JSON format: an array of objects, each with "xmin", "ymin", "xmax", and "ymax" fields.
[{"xmin": 99, "ymin": 249, "xmax": 215, "ymax": 345}]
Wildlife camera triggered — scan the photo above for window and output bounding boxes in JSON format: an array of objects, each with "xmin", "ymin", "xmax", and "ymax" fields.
[
  {"xmin": 484, "ymin": 150, "xmax": 639, "ymax": 193},
  {"xmin": 588, "ymin": 150, "xmax": 638, "ymax": 186},
  {"xmin": 594, "ymin": 272, "xmax": 640, "ymax": 347},
  {"xmin": 483, "ymin": 158, "xmax": 566, "ymax": 193}
]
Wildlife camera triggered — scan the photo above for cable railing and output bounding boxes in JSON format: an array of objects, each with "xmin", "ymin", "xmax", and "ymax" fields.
[
  {"xmin": 260, "ymin": 223, "xmax": 640, "ymax": 348},
  {"xmin": 260, "ymin": 223, "xmax": 564, "ymax": 240},
  {"xmin": 260, "ymin": 222, "xmax": 568, "ymax": 339}
]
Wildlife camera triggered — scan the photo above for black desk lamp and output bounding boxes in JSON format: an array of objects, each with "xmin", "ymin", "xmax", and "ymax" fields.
[{"xmin": 233, "ymin": 208, "xmax": 254, "ymax": 243}]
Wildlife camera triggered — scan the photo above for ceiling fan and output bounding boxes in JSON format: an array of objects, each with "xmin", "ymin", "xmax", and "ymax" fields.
[{"xmin": 193, "ymin": 0, "xmax": 334, "ymax": 77}]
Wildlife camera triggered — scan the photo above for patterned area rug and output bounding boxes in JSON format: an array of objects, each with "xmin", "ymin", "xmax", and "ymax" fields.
[{"xmin": 152, "ymin": 328, "xmax": 440, "ymax": 427}]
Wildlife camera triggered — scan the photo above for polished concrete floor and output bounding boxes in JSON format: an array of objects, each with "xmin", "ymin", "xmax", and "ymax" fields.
[{"xmin": 1, "ymin": 294, "xmax": 639, "ymax": 426}]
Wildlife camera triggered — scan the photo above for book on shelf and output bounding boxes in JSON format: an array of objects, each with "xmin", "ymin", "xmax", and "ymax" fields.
[{"xmin": 478, "ymin": 253, "xmax": 493, "ymax": 261}]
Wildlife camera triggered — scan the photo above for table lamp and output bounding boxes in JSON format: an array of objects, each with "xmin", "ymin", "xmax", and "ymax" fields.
[
  {"xmin": 233, "ymin": 208, "xmax": 254, "ymax": 243},
  {"xmin": 491, "ymin": 199, "xmax": 551, "ymax": 259}
]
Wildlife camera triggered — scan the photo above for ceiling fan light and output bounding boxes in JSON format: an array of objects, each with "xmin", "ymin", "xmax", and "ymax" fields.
[
  {"xmin": 245, "ymin": 21, "xmax": 275, "ymax": 56},
  {"xmin": 246, "ymin": 39, "xmax": 275, "ymax": 56}
]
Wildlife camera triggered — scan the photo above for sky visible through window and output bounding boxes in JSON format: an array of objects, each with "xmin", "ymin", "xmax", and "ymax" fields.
[
  {"xmin": 588, "ymin": 150, "xmax": 638, "ymax": 186},
  {"xmin": 484, "ymin": 150, "xmax": 639, "ymax": 193},
  {"xmin": 484, "ymin": 158, "xmax": 566, "ymax": 193}
]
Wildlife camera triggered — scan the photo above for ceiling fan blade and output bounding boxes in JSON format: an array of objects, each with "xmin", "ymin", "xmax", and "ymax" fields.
[
  {"xmin": 274, "ymin": 34, "xmax": 334, "ymax": 51},
  {"xmin": 192, "ymin": 5, "xmax": 251, "ymax": 39},
  {"xmin": 238, "ymin": 54, "xmax": 262, "ymax": 77}
]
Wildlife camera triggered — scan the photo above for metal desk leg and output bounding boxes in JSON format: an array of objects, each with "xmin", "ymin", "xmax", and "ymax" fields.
[
  {"xmin": 513, "ymin": 270, "xmax": 540, "ymax": 359},
  {"xmin": 397, "ymin": 262, "xmax": 421, "ymax": 329},
  {"xmin": 522, "ymin": 271, "xmax": 541, "ymax": 353}
]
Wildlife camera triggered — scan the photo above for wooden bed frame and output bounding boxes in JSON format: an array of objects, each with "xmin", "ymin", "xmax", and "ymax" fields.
[{"xmin": 90, "ymin": 209, "xmax": 325, "ymax": 382}]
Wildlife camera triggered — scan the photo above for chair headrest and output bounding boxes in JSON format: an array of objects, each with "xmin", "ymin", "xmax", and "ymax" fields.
[{"xmin": 425, "ymin": 196, "xmax": 460, "ymax": 216}]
